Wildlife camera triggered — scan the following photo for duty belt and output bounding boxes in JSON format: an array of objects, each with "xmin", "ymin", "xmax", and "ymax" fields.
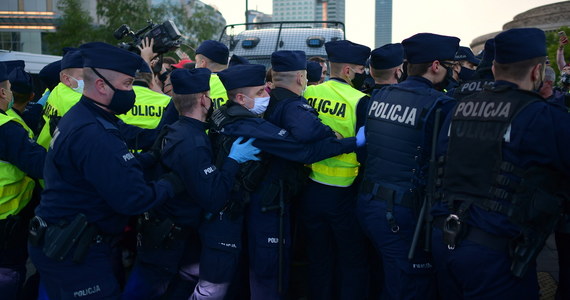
[
  {"xmin": 360, "ymin": 180, "xmax": 416, "ymax": 209},
  {"xmin": 433, "ymin": 216, "xmax": 511, "ymax": 252}
]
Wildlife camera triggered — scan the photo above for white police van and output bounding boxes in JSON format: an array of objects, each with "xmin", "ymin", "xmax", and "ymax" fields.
[
  {"xmin": 0, "ymin": 50, "xmax": 61, "ymax": 74},
  {"xmin": 219, "ymin": 21, "xmax": 345, "ymax": 68}
]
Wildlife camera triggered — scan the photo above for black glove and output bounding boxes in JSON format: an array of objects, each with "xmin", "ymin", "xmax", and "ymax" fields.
[{"xmin": 161, "ymin": 172, "xmax": 185, "ymax": 195}]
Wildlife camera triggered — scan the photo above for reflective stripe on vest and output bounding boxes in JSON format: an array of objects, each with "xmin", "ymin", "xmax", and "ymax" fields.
[
  {"xmin": 118, "ymin": 86, "xmax": 171, "ymax": 129},
  {"xmin": 304, "ymin": 80, "xmax": 363, "ymax": 187},
  {"xmin": 6, "ymin": 109, "xmax": 33, "ymax": 138},
  {"xmin": 37, "ymin": 82, "xmax": 82, "ymax": 149},
  {"xmin": 210, "ymin": 74, "xmax": 229, "ymax": 110},
  {"xmin": 0, "ymin": 114, "xmax": 35, "ymax": 219}
]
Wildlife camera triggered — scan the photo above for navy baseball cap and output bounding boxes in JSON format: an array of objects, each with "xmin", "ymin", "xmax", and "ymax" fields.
[
  {"xmin": 494, "ymin": 28, "xmax": 546, "ymax": 64},
  {"xmin": 9, "ymin": 67, "xmax": 34, "ymax": 94},
  {"xmin": 370, "ymin": 43, "xmax": 404, "ymax": 69},
  {"xmin": 228, "ymin": 54, "xmax": 250, "ymax": 68},
  {"xmin": 0, "ymin": 63, "xmax": 7, "ymax": 83},
  {"xmin": 325, "ymin": 40, "xmax": 371, "ymax": 66},
  {"xmin": 218, "ymin": 64, "xmax": 266, "ymax": 91},
  {"xmin": 196, "ymin": 40, "xmax": 229, "ymax": 65},
  {"xmin": 39, "ymin": 60, "xmax": 61, "ymax": 91},
  {"xmin": 271, "ymin": 51, "xmax": 307, "ymax": 72},
  {"xmin": 80, "ymin": 42, "xmax": 146, "ymax": 77},
  {"xmin": 306, "ymin": 61, "xmax": 322, "ymax": 82},
  {"xmin": 402, "ymin": 33, "xmax": 460, "ymax": 64},
  {"xmin": 171, "ymin": 68, "xmax": 211, "ymax": 94},
  {"xmin": 61, "ymin": 48, "xmax": 84, "ymax": 70},
  {"xmin": 455, "ymin": 46, "xmax": 480, "ymax": 65}
]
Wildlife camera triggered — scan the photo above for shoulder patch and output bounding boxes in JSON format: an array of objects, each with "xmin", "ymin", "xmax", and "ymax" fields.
[{"xmin": 201, "ymin": 164, "xmax": 217, "ymax": 178}]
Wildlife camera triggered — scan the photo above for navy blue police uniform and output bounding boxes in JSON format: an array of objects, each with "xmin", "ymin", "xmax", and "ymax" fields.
[
  {"xmin": 123, "ymin": 67, "xmax": 261, "ymax": 300},
  {"xmin": 28, "ymin": 42, "xmax": 180, "ymax": 300},
  {"xmin": 0, "ymin": 62, "xmax": 46, "ymax": 299},
  {"xmin": 430, "ymin": 28, "xmax": 568, "ymax": 300},
  {"xmin": 356, "ymin": 33, "xmax": 459, "ymax": 300},
  {"xmin": 299, "ymin": 41, "xmax": 372, "ymax": 300},
  {"xmin": 241, "ymin": 51, "xmax": 336, "ymax": 300},
  {"xmin": 206, "ymin": 63, "xmax": 361, "ymax": 299}
]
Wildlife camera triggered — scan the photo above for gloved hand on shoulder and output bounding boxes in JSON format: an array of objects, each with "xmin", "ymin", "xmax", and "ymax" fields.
[{"xmin": 228, "ymin": 137, "xmax": 261, "ymax": 164}]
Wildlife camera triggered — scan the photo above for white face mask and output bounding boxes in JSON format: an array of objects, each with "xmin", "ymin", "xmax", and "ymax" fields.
[
  {"xmin": 69, "ymin": 76, "xmax": 84, "ymax": 94},
  {"xmin": 247, "ymin": 96, "xmax": 270, "ymax": 115}
]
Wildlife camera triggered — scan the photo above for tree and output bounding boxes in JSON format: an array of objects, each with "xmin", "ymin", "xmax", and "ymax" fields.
[
  {"xmin": 44, "ymin": 0, "xmax": 96, "ymax": 55},
  {"xmin": 94, "ymin": 0, "xmax": 153, "ymax": 45}
]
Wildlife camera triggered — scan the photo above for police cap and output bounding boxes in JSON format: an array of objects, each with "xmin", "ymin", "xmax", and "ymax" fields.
[
  {"xmin": 218, "ymin": 64, "xmax": 266, "ymax": 91},
  {"xmin": 370, "ymin": 43, "xmax": 404, "ymax": 70},
  {"xmin": 2, "ymin": 60, "xmax": 25, "ymax": 74},
  {"xmin": 306, "ymin": 61, "xmax": 322, "ymax": 82},
  {"xmin": 0, "ymin": 63, "xmax": 7, "ymax": 83},
  {"xmin": 271, "ymin": 50, "xmax": 307, "ymax": 72},
  {"xmin": 481, "ymin": 38, "xmax": 495, "ymax": 65},
  {"xmin": 9, "ymin": 67, "xmax": 34, "ymax": 94},
  {"xmin": 196, "ymin": 40, "xmax": 229, "ymax": 65},
  {"xmin": 80, "ymin": 42, "xmax": 146, "ymax": 77},
  {"xmin": 454, "ymin": 46, "xmax": 480, "ymax": 65},
  {"xmin": 494, "ymin": 28, "xmax": 546, "ymax": 64},
  {"xmin": 39, "ymin": 60, "xmax": 61, "ymax": 91},
  {"xmin": 402, "ymin": 33, "xmax": 460, "ymax": 64},
  {"xmin": 61, "ymin": 48, "xmax": 84, "ymax": 70},
  {"xmin": 228, "ymin": 54, "xmax": 250, "ymax": 68},
  {"xmin": 325, "ymin": 40, "xmax": 371, "ymax": 66},
  {"xmin": 170, "ymin": 68, "xmax": 211, "ymax": 95}
]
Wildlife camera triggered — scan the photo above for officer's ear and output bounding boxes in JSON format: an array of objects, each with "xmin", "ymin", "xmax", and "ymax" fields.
[
  {"xmin": 235, "ymin": 93, "xmax": 246, "ymax": 106},
  {"xmin": 530, "ymin": 63, "xmax": 544, "ymax": 83}
]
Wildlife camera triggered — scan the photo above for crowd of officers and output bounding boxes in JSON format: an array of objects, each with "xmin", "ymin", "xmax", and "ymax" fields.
[{"xmin": 0, "ymin": 26, "xmax": 568, "ymax": 300}]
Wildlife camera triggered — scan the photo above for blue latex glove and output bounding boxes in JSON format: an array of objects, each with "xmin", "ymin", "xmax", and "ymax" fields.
[
  {"xmin": 356, "ymin": 126, "xmax": 366, "ymax": 147},
  {"xmin": 37, "ymin": 90, "xmax": 50, "ymax": 107},
  {"xmin": 228, "ymin": 137, "xmax": 261, "ymax": 164}
]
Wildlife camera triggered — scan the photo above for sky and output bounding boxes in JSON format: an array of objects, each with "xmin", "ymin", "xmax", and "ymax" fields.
[{"xmin": 205, "ymin": 0, "xmax": 565, "ymax": 49}]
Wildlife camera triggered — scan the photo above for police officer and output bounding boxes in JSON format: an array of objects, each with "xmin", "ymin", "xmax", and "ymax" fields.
[
  {"xmin": 452, "ymin": 39, "xmax": 495, "ymax": 100},
  {"xmin": 0, "ymin": 62, "xmax": 46, "ymax": 299},
  {"xmin": 454, "ymin": 46, "xmax": 480, "ymax": 82},
  {"xmin": 228, "ymin": 54, "xmax": 249, "ymax": 68},
  {"xmin": 302, "ymin": 40, "xmax": 371, "ymax": 300},
  {"xmin": 122, "ymin": 67, "xmax": 260, "ymax": 300},
  {"xmin": 430, "ymin": 28, "xmax": 568, "ymax": 300},
  {"xmin": 367, "ymin": 43, "xmax": 405, "ymax": 95},
  {"xmin": 36, "ymin": 48, "xmax": 84, "ymax": 149},
  {"xmin": 7, "ymin": 64, "xmax": 35, "ymax": 135},
  {"xmin": 28, "ymin": 42, "xmax": 183, "ymax": 300},
  {"xmin": 118, "ymin": 66, "xmax": 171, "ymax": 130},
  {"xmin": 208, "ymin": 63, "xmax": 363, "ymax": 299},
  {"xmin": 356, "ymin": 33, "xmax": 459, "ymax": 300},
  {"xmin": 307, "ymin": 61, "xmax": 323, "ymax": 86},
  {"xmin": 194, "ymin": 40, "xmax": 229, "ymax": 109}
]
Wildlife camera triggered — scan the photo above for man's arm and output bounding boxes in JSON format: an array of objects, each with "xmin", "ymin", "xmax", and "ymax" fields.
[{"xmin": 0, "ymin": 122, "xmax": 46, "ymax": 179}]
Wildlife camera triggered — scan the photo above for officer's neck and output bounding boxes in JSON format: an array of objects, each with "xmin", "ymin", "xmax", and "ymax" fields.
[
  {"xmin": 183, "ymin": 107, "xmax": 206, "ymax": 122},
  {"xmin": 273, "ymin": 83, "xmax": 302, "ymax": 96},
  {"xmin": 494, "ymin": 75, "xmax": 534, "ymax": 91},
  {"xmin": 83, "ymin": 90, "xmax": 113, "ymax": 114}
]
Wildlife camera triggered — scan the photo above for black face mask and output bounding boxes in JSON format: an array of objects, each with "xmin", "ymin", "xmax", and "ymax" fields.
[
  {"xmin": 91, "ymin": 68, "xmax": 136, "ymax": 115},
  {"xmin": 434, "ymin": 65, "xmax": 454, "ymax": 92},
  {"xmin": 458, "ymin": 67, "xmax": 476, "ymax": 82},
  {"xmin": 351, "ymin": 71, "xmax": 367, "ymax": 90}
]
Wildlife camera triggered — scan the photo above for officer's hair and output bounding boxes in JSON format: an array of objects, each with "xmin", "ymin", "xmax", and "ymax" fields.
[
  {"xmin": 370, "ymin": 67, "xmax": 395, "ymax": 81},
  {"xmin": 407, "ymin": 63, "xmax": 432, "ymax": 77},
  {"xmin": 308, "ymin": 56, "xmax": 326, "ymax": 64},
  {"xmin": 329, "ymin": 62, "xmax": 359, "ymax": 77},
  {"xmin": 271, "ymin": 70, "xmax": 298, "ymax": 84},
  {"xmin": 199, "ymin": 55, "xmax": 226, "ymax": 72},
  {"xmin": 13, "ymin": 91, "xmax": 32, "ymax": 104},
  {"xmin": 227, "ymin": 88, "xmax": 247, "ymax": 102},
  {"xmin": 493, "ymin": 57, "xmax": 547, "ymax": 81},
  {"xmin": 135, "ymin": 71, "xmax": 153, "ymax": 86},
  {"xmin": 0, "ymin": 80, "xmax": 7, "ymax": 89},
  {"xmin": 172, "ymin": 92, "xmax": 200, "ymax": 114},
  {"xmin": 83, "ymin": 68, "xmax": 120, "ymax": 86}
]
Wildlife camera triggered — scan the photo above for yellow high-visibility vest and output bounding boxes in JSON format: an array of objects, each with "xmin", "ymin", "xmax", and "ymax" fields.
[
  {"xmin": 118, "ymin": 86, "xmax": 171, "ymax": 129},
  {"xmin": 210, "ymin": 74, "xmax": 229, "ymax": 110},
  {"xmin": 0, "ymin": 113, "xmax": 35, "ymax": 219},
  {"xmin": 36, "ymin": 82, "xmax": 82, "ymax": 149},
  {"xmin": 304, "ymin": 80, "xmax": 364, "ymax": 187},
  {"xmin": 6, "ymin": 108, "xmax": 33, "ymax": 138}
]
